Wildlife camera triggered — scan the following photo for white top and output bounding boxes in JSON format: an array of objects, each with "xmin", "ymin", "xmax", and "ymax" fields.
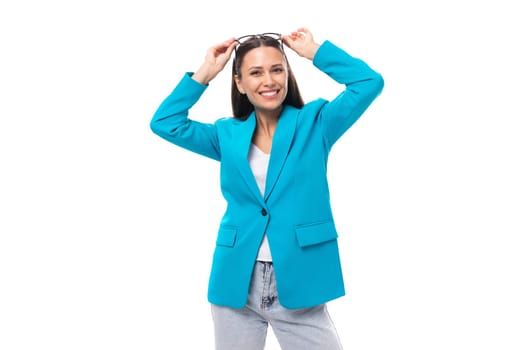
[{"xmin": 248, "ymin": 143, "xmax": 272, "ymax": 261}]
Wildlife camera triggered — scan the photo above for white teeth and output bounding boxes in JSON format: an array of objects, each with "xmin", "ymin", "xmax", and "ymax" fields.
[{"xmin": 260, "ymin": 91, "xmax": 277, "ymax": 96}]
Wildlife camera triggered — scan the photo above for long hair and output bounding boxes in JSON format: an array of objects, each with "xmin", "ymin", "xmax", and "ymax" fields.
[{"xmin": 231, "ymin": 36, "xmax": 304, "ymax": 120}]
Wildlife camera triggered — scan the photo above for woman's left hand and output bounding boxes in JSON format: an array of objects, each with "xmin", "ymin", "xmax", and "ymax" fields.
[{"xmin": 282, "ymin": 27, "xmax": 320, "ymax": 60}]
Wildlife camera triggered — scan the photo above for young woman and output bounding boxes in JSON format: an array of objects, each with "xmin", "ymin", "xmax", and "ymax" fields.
[{"xmin": 150, "ymin": 27, "xmax": 384, "ymax": 350}]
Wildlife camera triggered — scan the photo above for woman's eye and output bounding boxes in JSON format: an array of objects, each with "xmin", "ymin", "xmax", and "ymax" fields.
[{"xmin": 250, "ymin": 71, "xmax": 262, "ymax": 76}]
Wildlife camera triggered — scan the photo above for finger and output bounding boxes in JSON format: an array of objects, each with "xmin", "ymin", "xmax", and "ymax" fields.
[
  {"xmin": 281, "ymin": 35, "xmax": 295, "ymax": 48},
  {"xmin": 225, "ymin": 40, "xmax": 237, "ymax": 56},
  {"xmin": 214, "ymin": 38, "xmax": 236, "ymax": 54},
  {"xmin": 289, "ymin": 31, "xmax": 306, "ymax": 42},
  {"xmin": 296, "ymin": 27, "xmax": 309, "ymax": 35},
  {"xmin": 224, "ymin": 37, "xmax": 237, "ymax": 46},
  {"xmin": 294, "ymin": 28, "xmax": 313, "ymax": 42}
]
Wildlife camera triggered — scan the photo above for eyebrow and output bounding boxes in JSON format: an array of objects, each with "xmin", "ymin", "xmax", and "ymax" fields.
[{"xmin": 246, "ymin": 63, "xmax": 285, "ymax": 71}]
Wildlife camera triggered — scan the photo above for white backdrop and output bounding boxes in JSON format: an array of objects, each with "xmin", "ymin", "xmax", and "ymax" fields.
[{"xmin": 1, "ymin": 0, "xmax": 524, "ymax": 349}]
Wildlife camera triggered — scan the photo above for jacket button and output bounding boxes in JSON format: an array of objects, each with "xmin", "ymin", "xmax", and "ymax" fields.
[{"xmin": 261, "ymin": 208, "xmax": 267, "ymax": 216}]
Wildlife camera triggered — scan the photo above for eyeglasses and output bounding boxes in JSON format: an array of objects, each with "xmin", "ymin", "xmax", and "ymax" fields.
[
  {"xmin": 235, "ymin": 33, "xmax": 283, "ymax": 55},
  {"xmin": 235, "ymin": 32, "xmax": 282, "ymax": 45},
  {"xmin": 233, "ymin": 33, "xmax": 284, "ymax": 75}
]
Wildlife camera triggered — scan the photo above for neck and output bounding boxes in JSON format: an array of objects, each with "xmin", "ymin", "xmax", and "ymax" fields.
[
  {"xmin": 252, "ymin": 110, "xmax": 280, "ymax": 154},
  {"xmin": 254, "ymin": 107, "xmax": 281, "ymax": 138},
  {"xmin": 255, "ymin": 117, "xmax": 277, "ymax": 138}
]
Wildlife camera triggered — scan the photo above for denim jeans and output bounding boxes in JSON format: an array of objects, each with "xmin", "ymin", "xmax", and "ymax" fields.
[{"xmin": 211, "ymin": 261, "xmax": 343, "ymax": 350}]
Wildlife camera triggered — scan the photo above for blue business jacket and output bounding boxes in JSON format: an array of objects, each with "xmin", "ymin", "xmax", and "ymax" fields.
[{"xmin": 150, "ymin": 40, "xmax": 384, "ymax": 309}]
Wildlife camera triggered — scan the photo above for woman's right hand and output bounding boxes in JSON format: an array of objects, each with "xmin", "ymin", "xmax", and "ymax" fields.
[{"xmin": 192, "ymin": 38, "xmax": 237, "ymax": 85}]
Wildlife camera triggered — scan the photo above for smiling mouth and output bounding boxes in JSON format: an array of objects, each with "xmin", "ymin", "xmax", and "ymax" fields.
[{"xmin": 260, "ymin": 90, "xmax": 279, "ymax": 97}]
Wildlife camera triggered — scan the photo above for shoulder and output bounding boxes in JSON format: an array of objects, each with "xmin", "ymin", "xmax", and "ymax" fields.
[
  {"xmin": 299, "ymin": 99, "xmax": 329, "ymax": 117},
  {"xmin": 213, "ymin": 116, "xmax": 251, "ymax": 138},
  {"xmin": 214, "ymin": 116, "xmax": 243, "ymax": 127},
  {"xmin": 303, "ymin": 98, "xmax": 328, "ymax": 110}
]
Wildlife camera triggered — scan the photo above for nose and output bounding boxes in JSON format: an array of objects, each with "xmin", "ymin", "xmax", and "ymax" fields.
[{"xmin": 262, "ymin": 71, "xmax": 275, "ymax": 86}]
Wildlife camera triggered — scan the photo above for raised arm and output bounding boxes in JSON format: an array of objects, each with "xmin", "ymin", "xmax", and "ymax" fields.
[
  {"xmin": 284, "ymin": 28, "xmax": 384, "ymax": 147},
  {"xmin": 150, "ymin": 38, "xmax": 237, "ymax": 160}
]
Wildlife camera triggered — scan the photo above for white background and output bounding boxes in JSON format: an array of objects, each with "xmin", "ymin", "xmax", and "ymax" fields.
[{"xmin": 1, "ymin": 0, "xmax": 524, "ymax": 349}]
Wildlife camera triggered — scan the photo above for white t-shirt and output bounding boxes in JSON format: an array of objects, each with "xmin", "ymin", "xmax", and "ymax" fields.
[{"xmin": 248, "ymin": 143, "xmax": 272, "ymax": 261}]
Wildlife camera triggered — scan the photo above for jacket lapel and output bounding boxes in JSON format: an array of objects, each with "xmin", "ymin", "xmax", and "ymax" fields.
[
  {"xmin": 232, "ymin": 113, "xmax": 264, "ymax": 204},
  {"xmin": 264, "ymin": 106, "xmax": 298, "ymax": 201},
  {"xmin": 232, "ymin": 106, "xmax": 299, "ymax": 204}
]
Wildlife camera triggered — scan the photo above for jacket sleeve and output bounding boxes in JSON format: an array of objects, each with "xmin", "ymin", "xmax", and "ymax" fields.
[
  {"xmin": 150, "ymin": 73, "xmax": 221, "ymax": 161},
  {"xmin": 313, "ymin": 40, "xmax": 384, "ymax": 148}
]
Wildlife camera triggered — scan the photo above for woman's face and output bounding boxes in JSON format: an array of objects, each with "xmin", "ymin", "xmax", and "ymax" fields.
[{"xmin": 235, "ymin": 46, "xmax": 288, "ymax": 115}]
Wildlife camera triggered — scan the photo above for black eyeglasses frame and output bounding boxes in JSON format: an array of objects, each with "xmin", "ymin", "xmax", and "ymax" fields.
[
  {"xmin": 234, "ymin": 33, "xmax": 283, "ymax": 52},
  {"xmin": 233, "ymin": 33, "xmax": 285, "ymax": 75},
  {"xmin": 235, "ymin": 32, "xmax": 281, "ymax": 43}
]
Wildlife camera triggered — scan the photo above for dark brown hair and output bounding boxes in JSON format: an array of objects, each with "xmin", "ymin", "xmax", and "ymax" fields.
[{"xmin": 231, "ymin": 35, "xmax": 304, "ymax": 120}]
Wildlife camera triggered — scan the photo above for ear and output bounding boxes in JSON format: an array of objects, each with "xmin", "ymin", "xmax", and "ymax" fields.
[{"xmin": 234, "ymin": 75, "xmax": 246, "ymax": 94}]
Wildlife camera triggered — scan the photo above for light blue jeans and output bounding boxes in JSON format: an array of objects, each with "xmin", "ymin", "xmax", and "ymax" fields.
[{"xmin": 211, "ymin": 261, "xmax": 343, "ymax": 350}]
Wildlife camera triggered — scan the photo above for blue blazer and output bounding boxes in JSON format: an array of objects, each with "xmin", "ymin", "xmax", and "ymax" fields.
[{"xmin": 150, "ymin": 40, "xmax": 384, "ymax": 309}]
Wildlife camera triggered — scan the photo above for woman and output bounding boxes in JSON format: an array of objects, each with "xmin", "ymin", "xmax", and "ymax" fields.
[{"xmin": 150, "ymin": 27, "xmax": 383, "ymax": 350}]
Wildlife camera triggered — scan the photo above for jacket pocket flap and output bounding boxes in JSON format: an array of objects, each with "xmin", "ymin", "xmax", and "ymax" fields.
[
  {"xmin": 216, "ymin": 227, "xmax": 237, "ymax": 247},
  {"xmin": 295, "ymin": 221, "xmax": 338, "ymax": 247}
]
